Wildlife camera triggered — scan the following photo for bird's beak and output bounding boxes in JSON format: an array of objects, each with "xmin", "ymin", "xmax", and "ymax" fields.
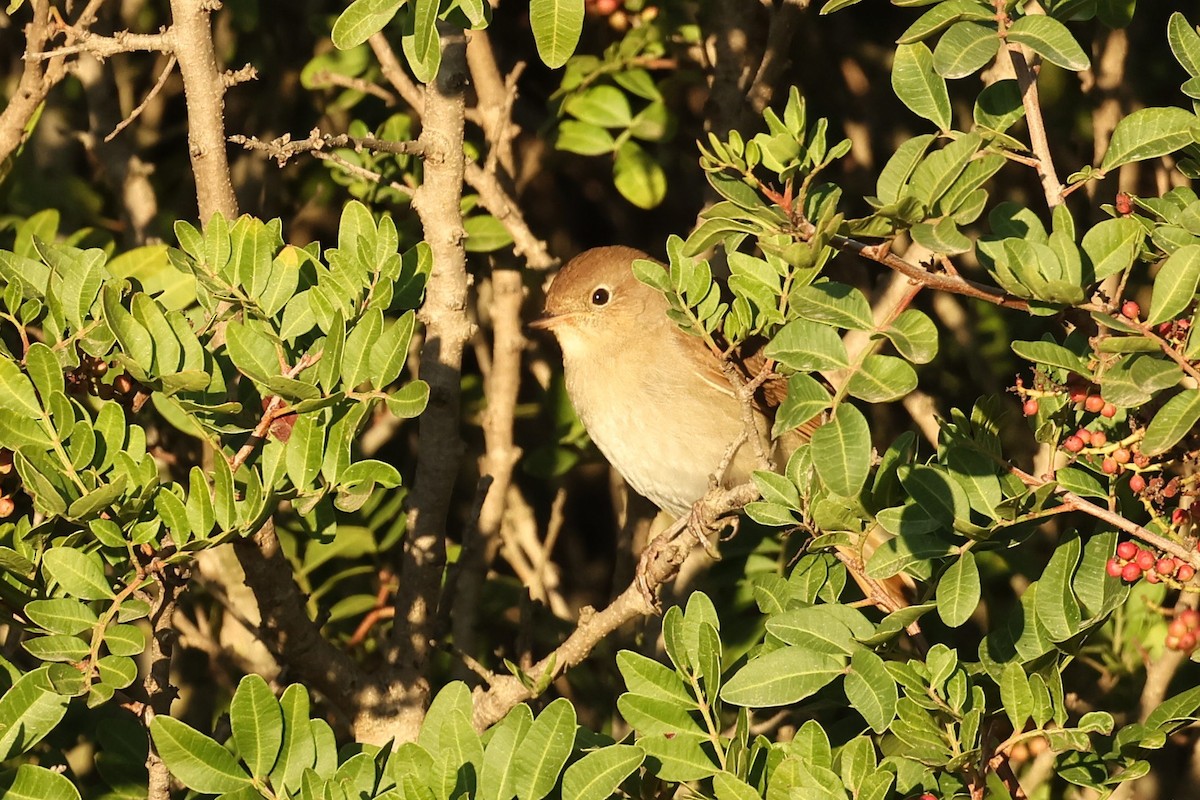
[{"xmin": 529, "ymin": 315, "xmax": 558, "ymax": 331}]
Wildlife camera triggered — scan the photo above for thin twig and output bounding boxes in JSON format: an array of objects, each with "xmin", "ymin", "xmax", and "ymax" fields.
[{"xmin": 107, "ymin": 55, "xmax": 178, "ymax": 142}]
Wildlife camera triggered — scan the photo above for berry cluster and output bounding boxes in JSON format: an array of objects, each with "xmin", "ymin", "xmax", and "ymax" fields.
[
  {"xmin": 0, "ymin": 449, "xmax": 13, "ymax": 519},
  {"xmin": 1106, "ymin": 540, "xmax": 1196, "ymax": 585},
  {"xmin": 66, "ymin": 355, "xmax": 142, "ymax": 403},
  {"xmin": 1166, "ymin": 609, "xmax": 1200, "ymax": 653}
]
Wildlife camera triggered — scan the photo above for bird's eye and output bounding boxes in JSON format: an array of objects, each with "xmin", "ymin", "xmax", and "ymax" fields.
[{"xmin": 591, "ymin": 287, "xmax": 611, "ymax": 306}]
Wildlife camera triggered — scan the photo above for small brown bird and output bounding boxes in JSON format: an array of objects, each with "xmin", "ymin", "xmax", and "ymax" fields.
[
  {"xmin": 532, "ymin": 246, "xmax": 790, "ymax": 517},
  {"xmin": 533, "ymin": 246, "xmax": 912, "ymax": 612}
]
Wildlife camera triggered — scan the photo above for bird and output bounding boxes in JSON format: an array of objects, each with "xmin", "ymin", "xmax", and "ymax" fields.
[
  {"xmin": 530, "ymin": 246, "xmax": 795, "ymax": 517},
  {"xmin": 532, "ymin": 245, "xmax": 910, "ymax": 610}
]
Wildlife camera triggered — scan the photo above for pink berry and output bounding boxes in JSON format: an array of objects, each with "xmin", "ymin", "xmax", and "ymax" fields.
[
  {"xmin": 1091, "ymin": 431, "xmax": 1108, "ymax": 446},
  {"xmin": 1117, "ymin": 541, "xmax": 1138, "ymax": 560},
  {"xmin": 1121, "ymin": 301, "xmax": 1140, "ymax": 320},
  {"xmin": 1122, "ymin": 562, "xmax": 1143, "ymax": 582},
  {"xmin": 1102, "ymin": 458, "xmax": 1119, "ymax": 475},
  {"xmin": 1182, "ymin": 633, "xmax": 1197, "ymax": 651},
  {"xmin": 1107, "ymin": 558, "xmax": 1124, "ymax": 578},
  {"xmin": 1157, "ymin": 558, "xmax": 1177, "ymax": 575},
  {"xmin": 1136, "ymin": 550, "xmax": 1156, "ymax": 571},
  {"xmin": 1023, "ymin": 399, "xmax": 1039, "ymax": 416},
  {"xmin": 1085, "ymin": 395, "xmax": 1105, "ymax": 413},
  {"xmin": 1130, "ymin": 474, "xmax": 1147, "ymax": 493},
  {"xmin": 1101, "ymin": 402, "xmax": 1117, "ymax": 418},
  {"xmin": 1064, "ymin": 436, "xmax": 1084, "ymax": 453},
  {"xmin": 1178, "ymin": 565, "xmax": 1196, "ymax": 582}
]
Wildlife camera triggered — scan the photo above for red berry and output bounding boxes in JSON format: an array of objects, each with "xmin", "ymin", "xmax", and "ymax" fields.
[
  {"xmin": 1107, "ymin": 557, "xmax": 1124, "ymax": 577},
  {"xmin": 1076, "ymin": 429, "xmax": 1093, "ymax": 445},
  {"xmin": 1101, "ymin": 402, "xmax": 1117, "ymax": 418},
  {"xmin": 1146, "ymin": 571, "xmax": 1162, "ymax": 583},
  {"xmin": 1179, "ymin": 565, "xmax": 1196, "ymax": 582},
  {"xmin": 1136, "ymin": 550, "xmax": 1156, "ymax": 570},
  {"xmin": 1181, "ymin": 632, "xmax": 1197, "ymax": 652},
  {"xmin": 1068, "ymin": 385, "xmax": 1089, "ymax": 404},
  {"xmin": 1170, "ymin": 617, "xmax": 1190, "ymax": 637},
  {"xmin": 1172, "ymin": 509, "xmax": 1189, "ymax": 526},
  {"xmin": 1122, "ymin": 300, "xmax": 1141, "ymax": 320},
  {"xmin": 1091, "ymin": 431, "xmax": 1108, "ymax": 446},
  {"xmin": 1122, "ymin": 562, "xmax": 1143, "ymax": 582},
  {"xmin": 1116, "ymin": 192, "xmax": 1133, "ymax": 215},
  {"xmin": 1085, "ymin": 395, "xmax": 1106, "ymax": 413},
  {"xmin": 1130, "ymin": 474, "xmax": 1147, "ymax": 493},
  {"xmin": 1157, "ymin": 558, "xmax": 1177, "ymax": 575},
  {"xmin": 1102, "ymin": 457, "xmax": 1119, "ymax": 475},
  {"xmin": 1167, "ymin": 634, "xmax": 1182, "ymax": 650},
  {"xmin": 1064, "ymin": 435, "xmax": 1085, "ymax": 453},
  {"xmin": 1117, "ymin": 541, "xmax": 1139, "ymax": 560},
  {"xmin": 1023, "ymin": 399, "xmax": 1039, "ymax": 416},
  {"xmin": 1113, "ymin": 448, "xmax": 1131, "ymax": 464},
  {"xmin": 1182, "ymin": 609, "xmax": 1200, "ymax": 627}
]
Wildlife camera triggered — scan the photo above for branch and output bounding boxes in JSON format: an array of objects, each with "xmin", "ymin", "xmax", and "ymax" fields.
[
  {"xmin": 364, "ymin": 22, "xmax": 474, "ymax": 745},
  {"xmin": 1009, "ymin": 466, "xmax": 1199, "ymax": 568},
  {"xmin": 471, "ymin": 482, "xmax": 759, "ymax": 729},
  {"xmin": 746, "ymin": 0, "xmax": 809, "ymax": 116},
  {"xmin": 996, "ymin": 0, "xmax": 1064, "ymax": 208},
  {"xmin": 368, "ymin": 32, "xmax": 425, "ymax": 112},
  {"xmin": 168, "ymin": 0, "xmax": 237, "ymax": 222},
  {"xmin": 25, "ymin": 28, "xmax": 173, "ymax": 61},
  {"xmin": 0, "ymin": 0, "xmax": 72, "ymax": 165}
]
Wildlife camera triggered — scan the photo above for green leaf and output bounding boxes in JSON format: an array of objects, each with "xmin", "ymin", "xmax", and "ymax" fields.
[
  {"xmin": 1101, "ymin": 107, "xmax": 1200, "ymax": 173},
  {"xmin": 618, "ymin": 694, "xmax": 703, "ymax": 735},
  {"xmin": 402, "ymin": 0, "xmax": 441, "ymax": 83},
  {"xmin": 721, "ymin": 646, "xmax": 845, "ymax": 706},
  {"xmin": 1142, "ymin": 389, "xmax": 1200, "ymax": 456},
  {"xmin": 0, "ymin": 669, "xmax": 71, "ymax": 761},
  {"xmin": 1082, "ymin": 217, "xmax": 1143, "ymax": 281},
  {"xmin": 884, "ymin": 309, "xmax": 939, "ymax": 364},
  {"xmin": 386, "ymin": 379, "xmax": 430, "ymax": 418},
  {"xmin": 23, "ymin": 634, "xmax": 88, "ymax": 663},
  {"xmin": 713, "ymin": 771, "xmax": 762, "ymax": 800},
  {"xmin": 1011, "ymin": 338, "xmax": 1089, "ymax": 373},
  {"xmin": 24, "ymin": 599, "xmax": 98, "ymax": 635},
  {"xmin": 554, "ymin": 121, "xmax": 618, "ymax": 155},
  {"xmin": 0, "ymin": 764, "xmax": 81, "ymax": 800},
  {"xmin": 636, "ymin": 731, "xmax": 719, "ymax": 782},
  {"xmin": 902, "ymin": 465, "xmax": 968, "ymax": 526},
  {"xmin": 104, "ymin": 623, "xmax": 146, "ymax": 657},
  {"xmin": 764, "ymin": 319, "xmax": 850, "ymax": 371},
  {"xmin": 463, "ymin": 214, "xmax": 515, "ymax": 253},
  {"xmin": 790, "ymin": 282, "xmax": 874, "ymax": 330},
  {"xmin": 42, "ymin": 548, "xmax": 113, "ymax": 600},
  {"xmin": 231, "ymin": 674, "xmax": 283, "ymax": 780},
  {"xmin": 844, "ymin": 649, "xmax": 897, "ymax": 733},
  {"xmin": 513, "ymin": 698, "xmax": 576, "ymax": 800},
  {"xmin": 847, "ymin": 355, "xmax": 918, "ymax": 403},
  {"xmin": 613, "ymin": 141, "xmax": 667, "ymax": 210},
  {"xmin": 974, "ymin": 79, "xmax": 1025, "ymax": 132},
  {"xmin": 530, "ymin": 0, "xmax": 584, "ymax": 68},
  {"xmin": 999, "ymin": 662, "xmax": 1034, "ymax": 731},
  {"xmin": 564, "ymin": 86, "xmax": 633, "ymax": 128},
  {"xmin": 480, "ymin": 705, "xmax": 533, "ymax": 800},
  {"xmin": 616, "ymin": 650, "xmax": 693, "ymax": 705},
  {"xmin": 1035, "ymin": 535, "xmax": 1083, "ymax": 642},
  {"xmin": 0, "ymin": 358, "xmax": 42, "ymax": 418},
  {"xmin": 936, "ymin": 551, "xmax": 980, "ymax": 627},
  {"xmin": 331, "ymin": 0, "xmax": 405, "ymax": 49},
  {"xmin": 1006, "ymin": 15, "xmax": 1089, "ymax": 70},
  {"xmin": 269, "ymin": 685, "xmax": 316, "ymax": 795},
  {"xmin": 225, "ymin": 320, "xmax": 279, "ymax": 383},
  {"xmin": 933, "ymin": 21, "xmax": 998, "ymax": 79},
  {"xmin": 811, "ymin": 403, "xmax": 871, "ymax": 497},
  {"xmin": 773, "ymin": 374, "xmax": 831, "ymax": 437},
  {"xmin": 1147, "ymin": 244, "xmax": 1200, "ymax": 325},
  {"xmin": 371, "ymin": 311, "xmax": 416, "ymax": 388},
  {"xmin": 150, "ymin": 716, "xmax": 252, "ymax": 794},
  {"xmin": 286, "ymin": 413, "xmax": 324, "ymax": 489},
  {"xmin": 342, "ymin": 308, "xmax": 383, "ymax": 389},
  {"xmin": 1169, "ymin": 12, "xmax": 1200, "ymax": 77},
  {"xmin": 892, "ymin": 43, "xmax": 952, "ymax": 131}
]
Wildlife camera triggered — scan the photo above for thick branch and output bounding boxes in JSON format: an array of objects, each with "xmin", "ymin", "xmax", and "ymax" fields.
[
  {"xmin": 0, "ymin": 0, "xmax": 71, "ymax": 165},
  {"xmin": 168, "ymin": 0, "xmax": 237, "ymax": 222}
]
